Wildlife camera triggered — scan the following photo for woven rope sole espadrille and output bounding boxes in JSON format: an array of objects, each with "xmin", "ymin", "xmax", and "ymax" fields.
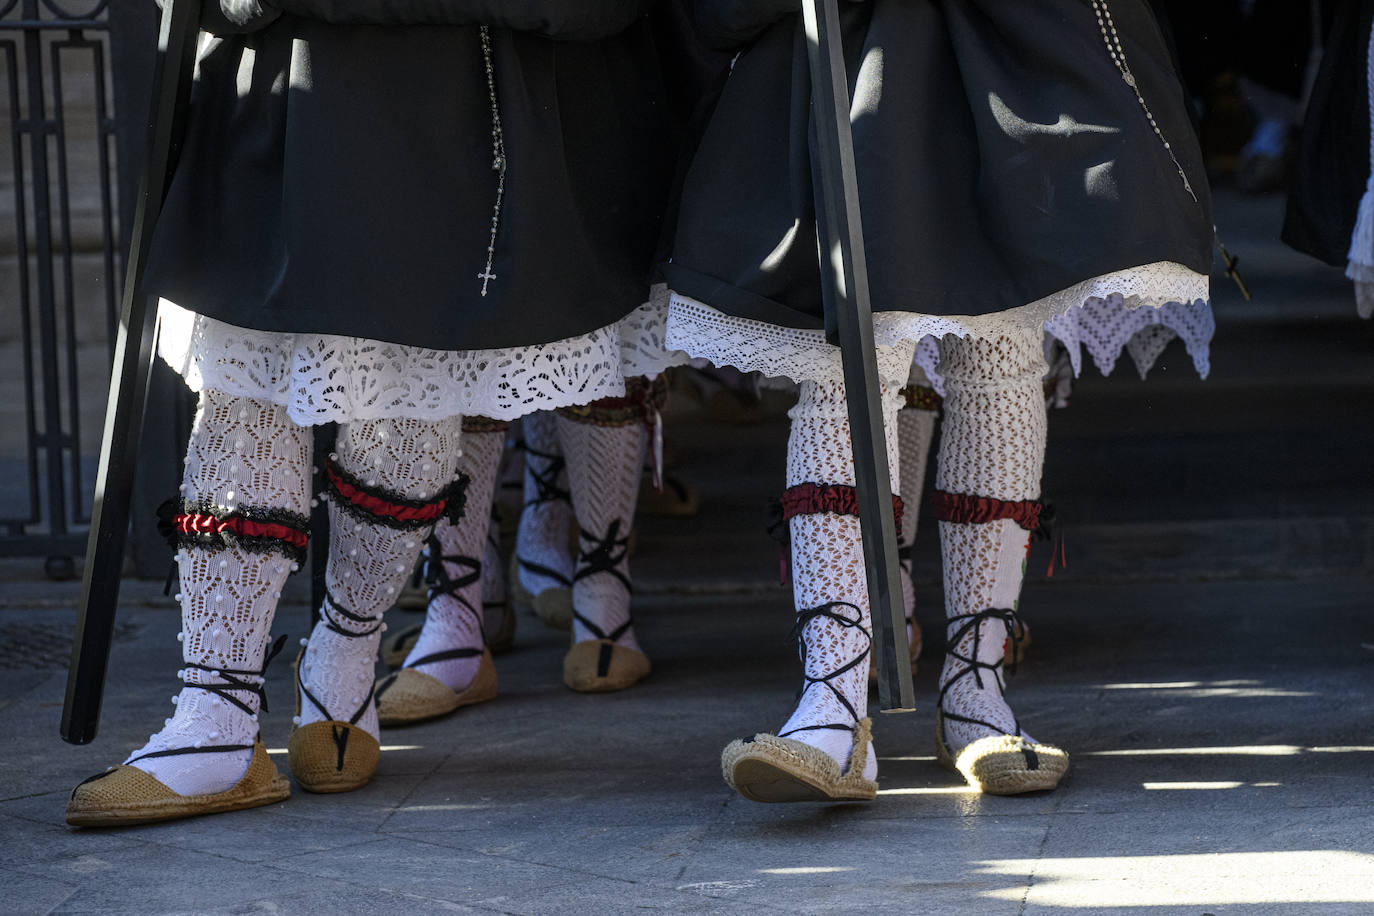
[
  {"xmin": 509, "ymin": 552, "xmax": 573, "ymax": 630},
  {"xmin": 382, "ymin": 624, "xmax": 423, "ymax": 669},
  {"xmin": 375, "ymin": 647, "xmax": 498, "ymax": 726},
  {"xmin": 66, "ymin": 740, "xmax": 289, "ymax": 827},
  {"xmin": 562, "ymin": 639, "xmax": 650, "ymax": 692},
  {"xmin": 721, "ymin": 718, "xmax": 878, "ymax": 803},
  {"xmin": 935, "ymin": 709, "xmax": 1068, "ymax": 795}
]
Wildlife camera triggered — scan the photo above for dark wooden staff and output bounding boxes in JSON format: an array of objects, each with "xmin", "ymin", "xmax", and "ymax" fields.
[
  {"xmin": 62, "ymin": 0, "xmax": 203, "ymax": 744},
  {"xmin": 800, "ymin": 0, "xmax": 914, "ymax": 712}
]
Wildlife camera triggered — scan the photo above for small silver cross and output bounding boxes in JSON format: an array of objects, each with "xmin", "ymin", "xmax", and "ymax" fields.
[{"xmin": 478, "ymin": 270, "xmax": 497, "ymax": 297}]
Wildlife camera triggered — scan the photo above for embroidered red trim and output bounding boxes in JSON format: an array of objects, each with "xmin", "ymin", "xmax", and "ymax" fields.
[
  {"xmin": 175, "ymin": 514, "xmax": 309, "ymax": 550},
  {"xmin": 324, "ymin": 463, "xmax": 449, "ymax": 524},
  {"xmin": 779, "ymin": 483, "xmax": 904, "ymax": 533},
  {"xmin": 931, "ymin": 491, "xmax": 1042, "ymax": 531}
]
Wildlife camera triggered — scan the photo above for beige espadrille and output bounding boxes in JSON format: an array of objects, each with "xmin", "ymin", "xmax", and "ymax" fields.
[
  {"xmin": 721, "ymin": 718, "xmax": 878, "ymax": 803},
  {"xmin": 510, "ymin": 552, "xmax": 573, "ymax": 630},
  {"xmin": 562, "ymin": 639, "xmax": 651, "ymax": 692},
  {"xmin": 66, "ymin": 739, "xmax": 289, "ymax": 827},
  {"xmin": 935, "ymin": 709, "xmax": 1068, "ymax": 795},
  {"xmin": 375, "ymin": 647, "xmax": 498, "ymax": 726},
  {"xmin": 288, "ymin": 652, "xmax": 380, "ymax": 794},
  {"xmin": 382, "ymin": 623, "xmax": 423, "ymax": 669}
]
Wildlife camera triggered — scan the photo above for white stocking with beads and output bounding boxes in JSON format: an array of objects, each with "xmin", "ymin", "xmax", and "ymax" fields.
[
  {"xmin": 405, "ymin": 428, "xmax": 503, "ymax": 689},
  {"xmin": 126, "ymin": 391, "xmax": 310, "ymax": 796},
  {"xmin": 935, "ymin": 329, "xmax": 1047, "ymax": 752},
  {"xmin": 298, "ymin": 416, "xmax": 461, "ymax": 739},
  {"xmin": 780, "ymin": 378, "xmax": 903, "ymax": 778},
  {"xmin": 557, "ymin": 414, "xmax": 645, "ymax": 652}
]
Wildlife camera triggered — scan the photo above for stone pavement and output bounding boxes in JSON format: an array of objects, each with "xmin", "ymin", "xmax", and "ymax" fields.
[{"xmin": 1, "ymin": 188, "xmax": 1372, "ymax": 914}]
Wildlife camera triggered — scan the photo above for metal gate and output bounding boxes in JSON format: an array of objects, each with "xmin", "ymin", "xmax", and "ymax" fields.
[{"xmin": 1, "ymin": 0, "xmax": 163, "ymax": 578}]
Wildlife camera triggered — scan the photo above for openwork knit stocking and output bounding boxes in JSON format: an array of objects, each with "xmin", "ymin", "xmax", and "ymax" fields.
[
  {"xmin": 515, "ymin": 411, "xmax": 574, "ymax": 597},
  {"xmin": 935, "ymin": 329, "xmax": 1048, "ymax": 753},
  {"xmin": 556, "ymin": 412, "xmax": 646, "ymax": 652},
  {"xmin": 897, "ymin": 365, "xmax": 940, "ymax": 635},
  {"xmin": 127, "ymin": 391, "xmax": 310, "ymax": 796},
  {"xmin": 404, "ymin": 426, "xmax": 504, "ymax": 689},
  {"xmin": 298, "ymin": 416, "xmax": 462, "ymax": 739},
  {"xmin": 779, "ymin": 378, "xmax": 903, "ymax": 779}
]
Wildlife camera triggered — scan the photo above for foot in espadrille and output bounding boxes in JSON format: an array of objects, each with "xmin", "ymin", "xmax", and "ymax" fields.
[
  {"xmin": 514, "ymin": 412, "xmax": 575, "ymax": 630},
  {"xmin": 290, "ymin": 648, "xmax": 380, "ymax": 794},
  {"xmin": 723, "ymin": 718, "xmax": 878, "ymax": 803},
  {"xmin": 67, "ymin": 739, "xmax": 290, "ymax": 827},
  {"xmin": 377, "ymin": 648, "xmax": 498, "ymax": 725},
  {"xmin": 724, "ymin": 602, "xmax": 879, "ymax": 803},
  {"xmin": 936, "ymin": 607, "xmax": 1067, "ymax": 795},
  {"xmin": 561, "ymin": 520, "xmax": 650, "ymax": 692}
]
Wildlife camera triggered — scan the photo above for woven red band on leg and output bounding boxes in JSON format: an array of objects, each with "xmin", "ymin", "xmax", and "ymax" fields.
[
  {"xmin": 780, "ymin": 482, "xmax": 904, "ymax": 533},
  {"xmin": 157, "ymin": 499, "xmax": 310, "ymax": 565},
  {"xmin": 931, "ymin": 490, "xmax": 1042, "ymax": 532},
  {"xmin": 324, "ymin": 459, "xmax": 468, "ymax": 530}
]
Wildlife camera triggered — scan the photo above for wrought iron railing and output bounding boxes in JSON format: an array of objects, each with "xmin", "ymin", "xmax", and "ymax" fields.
[{"xmin": 1, "ymin": 0, "xmax": 117, "ymax": 577}]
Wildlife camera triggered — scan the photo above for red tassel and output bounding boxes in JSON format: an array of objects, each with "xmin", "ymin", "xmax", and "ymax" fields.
[{"xmin": 1045, "ymin": 534, "xmax": 1068, "ymax": 577}]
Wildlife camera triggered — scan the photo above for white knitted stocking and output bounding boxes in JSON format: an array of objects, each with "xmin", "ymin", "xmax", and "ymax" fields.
[
  {"xmin": 481, "ymin": 507, "xmax": 507, "ymax": 640},
  {"xmin": 404, "ymin": 427, "xmax": 503, "ymax": 689},
  {"xmin": 126, "ymin": 391, "xmax": 310, "ymax": 796},
  {"xmin": 557, "ymin": 414, "xmax": 646, "ymax": 651},
  {"xmin": 935, "ymin": 330, "xmax": 1048, "ymax": 752},
  {"xmin": 897, "ymin": 365, "xmax": 939, "ymax": 632},
  {"xmin": 515, "ymin": 411, "xmax": 574, "ymax": 596},
  {"xmin": 298, "ymin": 416, "xmax": 461, "ymax": 739},
  {"xmin": 779, "ymin": 378, "xmax": 902, "ymax": 779}
]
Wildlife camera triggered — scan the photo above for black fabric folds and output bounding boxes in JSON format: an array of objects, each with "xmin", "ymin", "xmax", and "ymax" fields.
[
  {"xmin": 144, "ymin": 14, "xmax": 670, "ymax": 350},
  {"xmin": 665, "ymin": 0, "xmax": 1213, "ymax": 337}
]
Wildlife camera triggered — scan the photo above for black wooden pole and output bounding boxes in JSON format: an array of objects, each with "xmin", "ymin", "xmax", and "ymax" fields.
[
  {"xmin": 62, "ymin": 0, "xmax": 203, "ymax": 745},
  {"xmin": 800, "ymin": 0, "xmax": 914, "ymax": 712}
]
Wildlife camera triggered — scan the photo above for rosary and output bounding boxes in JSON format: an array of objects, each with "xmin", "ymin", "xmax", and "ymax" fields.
[{"xmin": 479, "ymin": 26, "xmax": 507, "ymax": 297}]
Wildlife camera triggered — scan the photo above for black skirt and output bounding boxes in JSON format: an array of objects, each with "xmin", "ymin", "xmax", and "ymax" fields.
[
  {"xmin": 664, "ymin": 0, "xmax": 1214, "ymax": 340},
  {"xmin": 145, "ymin": 15, "xmax": 671, "ymax": 350}
]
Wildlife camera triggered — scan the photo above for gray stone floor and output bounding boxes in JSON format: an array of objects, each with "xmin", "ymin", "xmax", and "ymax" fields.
[
  {"xmin": 2, "ymin": 571, "xmax": 1373, "ymax": 915},
  {"xmin": 1, "ymin": 190, "xmax": 1373, "ymax": 913}
]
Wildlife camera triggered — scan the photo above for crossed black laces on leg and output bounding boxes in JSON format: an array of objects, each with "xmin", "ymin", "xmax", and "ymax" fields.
[
  {"xmin": 297, "ymin": 591, "xmax": 379, "ymax": 725},
  {"xmin": 395, "ymin": 532, "xmax": 484, "ymax": 672},
  {"xmin": 515, "ymin": 443, "xmax": 573, "ymax": 587},
  {"xmin": 570, "ymin": 519, "xmax": 636, "ymax": 677},
  {"xmin": 777, "ymin": 601, "xmax": 871, "ymax": 739},
  {"xmin": 937, "ymin": 607, "xmax": 1026, "ymax": 738},
  {"xmin": 115, "ymin": 633, "xmax": 289, "ymax": 771}
]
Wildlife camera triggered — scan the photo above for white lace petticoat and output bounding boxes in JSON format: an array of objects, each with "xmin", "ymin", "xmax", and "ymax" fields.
[
  {"xmin": 156, "ymin": 286, "xmax": 689, "ymax": 426},
  {"xmin": 665, "ymin": 261, "xmax": 1213, "ymax": 393}
]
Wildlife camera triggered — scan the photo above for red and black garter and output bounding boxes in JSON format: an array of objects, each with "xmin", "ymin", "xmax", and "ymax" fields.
[
  {"xmin": 323, "ymin": 456, "xmax": 469, "ymax": 531},
  {"xmin": 157, "ymin": 499, "xmax": 310, "ymax": 566}
]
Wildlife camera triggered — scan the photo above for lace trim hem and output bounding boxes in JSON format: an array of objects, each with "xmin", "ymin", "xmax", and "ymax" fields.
[
  {"xmin": 157, "ymin": 286, "xmax": 690, "ymax": 426},
  {"xmin": 665, "ymin": 261, "xmax": 1212, "ymax": 389}
]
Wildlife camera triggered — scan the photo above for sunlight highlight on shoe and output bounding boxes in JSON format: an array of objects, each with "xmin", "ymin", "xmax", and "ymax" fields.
[{"xmin": 265, "ymin": 745, "xmax": 421, "ymax": 755}]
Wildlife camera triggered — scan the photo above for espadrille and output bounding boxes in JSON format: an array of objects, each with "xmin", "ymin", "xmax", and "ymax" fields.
[
  {"xmin": 722, "ymin": 718, "xmax": 878, "ymax": 803},
  {"xmin": 382, "ymin": 623, "xmax": 423, "ymax": 669},
  {"xmin": 563, "ymin": 639, "xmax": 651, "ymax": 692},
  {"xmin": 376, "ymin": 647, "xmax": 498, "ymax": 725},
  {"xmin": 288, "ymin": 653, "xmax": 379, "ymax": 793},
  {"xmin": 510, "ymin": 551, "xmax": 573, "ymax": 630},
  {"xmin": 66, "ymin": 739, "xmax": 289, "ymax": 827},
  {"xmin": 935, "ymin": 709, "xmax": 1068, "ymax": 795}
]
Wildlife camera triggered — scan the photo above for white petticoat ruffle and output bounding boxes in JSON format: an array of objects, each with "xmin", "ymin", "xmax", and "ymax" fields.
[
  {"xmin": 157, "ymin": 285, "xmax": 689, "ymax": 426},
  {"xmin": 666, "ymin": 261, "xmax": 1212, "ymax": 393}
]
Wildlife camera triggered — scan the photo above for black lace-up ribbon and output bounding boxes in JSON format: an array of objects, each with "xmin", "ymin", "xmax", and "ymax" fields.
[
  {"xmin": 777, "ymin": 601, "xmax": 871, "ymax": 738},
  {"xmin": 938, "ymin": 607, "xmax": 1025, "ymax": 737}
]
